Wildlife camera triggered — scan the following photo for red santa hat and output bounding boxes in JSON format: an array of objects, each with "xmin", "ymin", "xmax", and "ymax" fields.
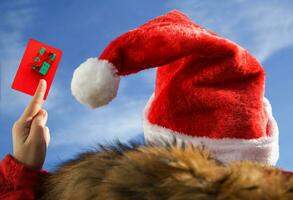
[{"xmin": 71, "ymin": 10, "xmax": 279, "ymax": 165}]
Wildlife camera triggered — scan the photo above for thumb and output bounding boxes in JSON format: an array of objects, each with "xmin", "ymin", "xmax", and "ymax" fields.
[
  {"xmin": 44, "ymin": 126, "xmax": 50, "ymax": 147},
  {"xmin": 26, "ymin": 109, "xmax": 48, "ymax": 144}
]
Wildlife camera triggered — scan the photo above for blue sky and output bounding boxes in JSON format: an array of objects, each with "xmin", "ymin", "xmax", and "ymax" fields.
[{"xmin": 0, "ymin": 0, "xmax": 292, "ymax": 171}]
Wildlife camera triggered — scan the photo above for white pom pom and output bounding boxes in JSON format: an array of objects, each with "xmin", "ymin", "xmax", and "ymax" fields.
[{"xmin": 71, "ymin": 58, "xmax": 120, "ymax": 108}]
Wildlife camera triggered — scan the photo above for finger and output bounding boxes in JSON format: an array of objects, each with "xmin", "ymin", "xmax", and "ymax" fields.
[
  {"xmin": 42, "ymin": 109, "xmax": 48, "ymax": 125},
  {"xmin": 33, "ymin": 109, "xmax": 48, "ymax": 128},
  {"xmin": 26, "ymin": 109, "xmax": 48, "ymax": 143},
  {"xmin": 20, "ymin": 79, "xmax": 47, "ymax": 122},
  {"xmin": 44, "ymin": 126, "xmax": 50, "ymax": 147},
  {"xmin": 12, "ymin": 109, "xmax": 47, "ymax": 143}
]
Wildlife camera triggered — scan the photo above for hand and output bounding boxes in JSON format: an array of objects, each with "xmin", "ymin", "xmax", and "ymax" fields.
[{"xmin": 12, "ymin": 79, "xmax": 50, "ymax": 170}]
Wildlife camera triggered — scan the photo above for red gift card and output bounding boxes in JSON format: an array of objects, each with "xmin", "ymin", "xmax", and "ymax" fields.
[{"xmin": 12, "ymin": 39, "xmax": 62, "ymax": 100}]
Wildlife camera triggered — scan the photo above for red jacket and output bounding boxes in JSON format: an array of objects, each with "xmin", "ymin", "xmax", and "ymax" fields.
[{"xmin": 0, "ymin": 155, "xmax": 49, "ymax": 200}]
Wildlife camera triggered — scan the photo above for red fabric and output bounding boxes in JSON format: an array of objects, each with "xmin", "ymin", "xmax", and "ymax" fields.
[
  {"xmin": 0, "ymin": 155, "xmax": 49, "ymax": 200},
  {"xmin": 99, "ymin": 10, "xmax": 268, "ymax": 139}
]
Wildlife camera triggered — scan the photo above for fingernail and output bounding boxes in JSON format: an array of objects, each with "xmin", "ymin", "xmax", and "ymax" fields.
[
  {"xmin": 40, "ymin": 79, "xmax": 46, "ymax": 84},
  {"xmin": 42, "ymin": 110, "xmax": 48, "ymax": 124},
  {"xmin": 42, "ymin": 110, "xmax": 47, "ymax": 117},
  {"xmin": 39, "ymin": 79, "xmax": 46, "ymax": 89}
]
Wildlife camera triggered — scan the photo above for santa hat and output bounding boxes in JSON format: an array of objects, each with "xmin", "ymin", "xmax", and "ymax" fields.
[{"xmin": 71, "ymin": 10, "xmax": 279, "ymax": 165}]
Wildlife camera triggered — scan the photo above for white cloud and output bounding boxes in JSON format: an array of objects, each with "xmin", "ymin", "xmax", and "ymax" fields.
[
  {"xmin": 0, "ymin": 1, "xmax": 37, "ymax": 115},
  {"xmin": 51, "ymin": 97, "xmax": 147, "ymax": 147},
  {"xmin": 168, "ymin": 0, "xmax": 293, "ymax": 62}
]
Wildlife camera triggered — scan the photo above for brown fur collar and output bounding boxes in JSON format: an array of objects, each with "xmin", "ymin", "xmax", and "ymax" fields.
[{"xmin": 39, "ymin": 142, "xmax": 293, "ymax": 200}]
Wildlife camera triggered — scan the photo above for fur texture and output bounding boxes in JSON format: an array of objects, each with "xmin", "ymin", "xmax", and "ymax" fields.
[
  {"xmin": 71, "ymin": 58, "xmax": 120, "ymax": 108},
  {"xmin": 39, "ymin": 142, "xmax": 293, "ymax": 200}
]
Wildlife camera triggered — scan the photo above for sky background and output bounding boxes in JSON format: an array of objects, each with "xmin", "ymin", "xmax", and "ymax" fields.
[{"xmin": 0, "ymin": 0, "xmax": 292, "ymax": 171}]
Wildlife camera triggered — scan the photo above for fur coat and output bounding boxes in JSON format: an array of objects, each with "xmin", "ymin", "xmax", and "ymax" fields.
[{"xmin": 39, "ymin": 142, "xmax": 293, "ymax": 200}]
